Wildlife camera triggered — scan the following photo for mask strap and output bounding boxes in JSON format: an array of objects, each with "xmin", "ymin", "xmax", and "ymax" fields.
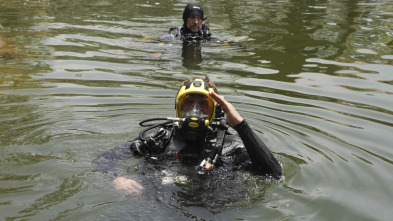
[{"xmin": 203, "ymin": 78, "xmax": 209, "ymax": 91}]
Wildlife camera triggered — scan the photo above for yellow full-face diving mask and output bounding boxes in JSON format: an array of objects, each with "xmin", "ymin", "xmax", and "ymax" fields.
[{"xmin": 175, "ymin": 78, "xmax": 217, "ymax": 125}]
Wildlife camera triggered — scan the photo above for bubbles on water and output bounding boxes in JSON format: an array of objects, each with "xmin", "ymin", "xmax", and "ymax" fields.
[{"xmin": 140, "ymin": 161, "xmax": 277, "ymax": 211}]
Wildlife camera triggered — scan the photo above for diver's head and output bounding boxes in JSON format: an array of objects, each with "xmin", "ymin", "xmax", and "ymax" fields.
[
  {"xmin": 175, "ymin": 76, "xmax": 217, "ymax": 141},
  {"xmin": 183, "ymin": 2, "xmax": 204, "ymax": 33}
]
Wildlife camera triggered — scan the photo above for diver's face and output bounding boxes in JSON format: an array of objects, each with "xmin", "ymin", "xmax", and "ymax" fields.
[
  {"xmin": 182, "ymin": 96, "xmax": 209, "ymax": 116},
  {"xmin": 186, "ymin": 15, "xmax": 202, "ymax": 33}
]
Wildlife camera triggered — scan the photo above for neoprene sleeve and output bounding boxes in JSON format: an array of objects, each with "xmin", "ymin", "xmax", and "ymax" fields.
[{"xmin": 234, "ymin": 120, "xmax": 282, "ymax": 179}]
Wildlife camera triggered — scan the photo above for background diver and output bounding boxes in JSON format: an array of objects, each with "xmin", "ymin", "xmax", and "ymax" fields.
[
  {"xmin": 93, "ymin": 76, "xmax": 283, "ymax": 194},
  {"xmin": 159, "ymin": 2, "xmax": 212, "ymax": 42}
]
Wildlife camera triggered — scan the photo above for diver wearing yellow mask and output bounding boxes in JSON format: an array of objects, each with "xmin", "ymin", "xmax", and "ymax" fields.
[
  {"xmin": 93, "ymin": 76, "xmax": 282, "ymax": 194},
  {"xmin": 175, "ymin": 77, "xmax": 217, "ymax": 142}
]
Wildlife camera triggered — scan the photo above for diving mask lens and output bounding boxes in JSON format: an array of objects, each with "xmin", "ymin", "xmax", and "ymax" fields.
[
  {"xmin": 183, "ymin": 103, "xmax": 207, "ymax": 118},
  {"xmin": 181, "ymin": 94, "xmax": 210, "ymax": 118}
]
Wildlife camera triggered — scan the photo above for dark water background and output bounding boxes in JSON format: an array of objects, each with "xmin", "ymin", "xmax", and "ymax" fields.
[{"xmin": 1, "ymin": 0, "xmax": 393, "ymax": 220}]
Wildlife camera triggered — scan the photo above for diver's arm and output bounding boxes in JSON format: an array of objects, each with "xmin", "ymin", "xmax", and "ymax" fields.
[
  {"xmin": 209, "ymin": 91, "xmax": 282, "ymax": 178},
  {"xmin": 92, "ymin": 142, "xmax": 134, "ymax": 175},
  {"xmin": 113, "ymin": 176, "xmax": 142, "ymax": 194},
  {"xmin": 93, "ymin": 126, "xmax": 169, "ymax": 193},
  {"xmin": 92, "ymin": 142, "xmax": 143, "ymax": 194},
  {"xmin": 234, "ymin": 121, "xmax": 282, "ymax": 178},
  {"xmin": 92, "ymin": 126, "xmax": 165, "ymax": 173}
]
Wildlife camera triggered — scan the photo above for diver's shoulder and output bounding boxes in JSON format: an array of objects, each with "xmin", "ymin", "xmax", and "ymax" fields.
[{"xmin": 157, "ymin": 26, "xmax": 183, "ymax": 42}]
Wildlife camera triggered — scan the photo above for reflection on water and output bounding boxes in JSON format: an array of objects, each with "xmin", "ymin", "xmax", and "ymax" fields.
[
  {"xmin": 182, "ymin": 42, "xmax": 203, "ymax": 69},
  {"xmin": 1, "ymin": 0, "xmax": 393, "ymax": 220}
]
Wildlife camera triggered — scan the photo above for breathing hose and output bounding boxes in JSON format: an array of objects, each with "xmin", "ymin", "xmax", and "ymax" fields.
[{"xmin": 138, "ymin": 117, "xmax": 183, "ymax": 141}]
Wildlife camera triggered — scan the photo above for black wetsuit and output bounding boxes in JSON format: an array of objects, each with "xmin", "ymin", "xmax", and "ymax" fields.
[
  {"xmin": 158, "ymin": 24, "xmax": 213, "ymax": 43},
  {"xmin": 93, "ymin": 120, "xmax": 282, "ymax": 180}
]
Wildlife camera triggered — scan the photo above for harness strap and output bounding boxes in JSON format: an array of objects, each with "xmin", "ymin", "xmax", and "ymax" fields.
[{"xmin": 198, "ymin": 117, "xmax": 228, "ymax": 173}]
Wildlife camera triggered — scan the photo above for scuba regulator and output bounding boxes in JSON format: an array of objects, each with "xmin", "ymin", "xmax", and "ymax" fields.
[{"xmin": 179, "ymin": 102, "xmax": 210, "ymax": 141}]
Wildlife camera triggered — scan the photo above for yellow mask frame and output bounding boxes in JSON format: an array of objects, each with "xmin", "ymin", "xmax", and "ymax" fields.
[{"xmin": 175, "ymin": 78, "xmax": 217, "ymax": 124}]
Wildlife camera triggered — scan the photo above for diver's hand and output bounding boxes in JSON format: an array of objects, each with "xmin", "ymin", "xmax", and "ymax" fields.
[
  {"xmin": 209, "ymin": 91, "xmax": 244, "ymax": 127},
  {"xmin": 113, "ymin": 177, "xmax": 143, "ymax": 194}
]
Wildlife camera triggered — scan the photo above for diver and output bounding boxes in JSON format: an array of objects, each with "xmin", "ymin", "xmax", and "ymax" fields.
[
  {"xmin": 159, "ymin": 2, "xmax": 212, "ymax": 43},
  {"xmin": 156, "ymin": 2, "xmax": 230, "ymax": 69},
  {"xmin": 92, "ymin": 76, "xmax": 282, "ymax": 194}
]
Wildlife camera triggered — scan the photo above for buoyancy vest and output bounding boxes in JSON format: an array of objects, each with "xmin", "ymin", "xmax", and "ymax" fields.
[{"xmin": 169, "ymin": 24, "xmax": 211, "ymax": 42}]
